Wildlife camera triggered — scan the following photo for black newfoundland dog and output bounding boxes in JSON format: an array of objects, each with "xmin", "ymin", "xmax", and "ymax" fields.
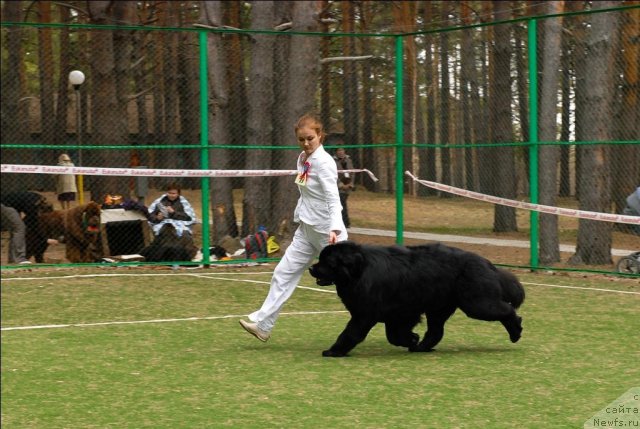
[{"xmin": 309, "ymin": 241, "xmax": 525, "ymax": 357}]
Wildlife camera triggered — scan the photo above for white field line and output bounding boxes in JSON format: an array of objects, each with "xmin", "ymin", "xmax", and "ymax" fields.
[
  {"xmin": 1, "ymin": 273, "xmax": 341, "ymax": 331},
  {"xmin": 1, "ymin": 273, "xmax": 637, "ymax": 332},
  {"xmin": 0, "ymin": 272, "xmax": 276, "ymax": 282},
  {"xmin": 1, "ymin": 310, "xmax": 349, "ymax": 332},
  {"xmin": 521, "ymin": 282, "xmax": 640, "ymax": 295},
  {"xmin": 188, "ymin": 274, "xmax": 338, "ymax": 294}
]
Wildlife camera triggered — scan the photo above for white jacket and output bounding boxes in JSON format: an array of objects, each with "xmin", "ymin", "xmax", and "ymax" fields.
[{"xmin": 293, "ymin": 145, "xmax": 346, "ymax": 235}]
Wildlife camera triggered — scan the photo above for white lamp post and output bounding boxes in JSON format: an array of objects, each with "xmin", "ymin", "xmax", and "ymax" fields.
[{"xmin": 69, "ymin": 70, "xmax": 85, "ymax": 204}]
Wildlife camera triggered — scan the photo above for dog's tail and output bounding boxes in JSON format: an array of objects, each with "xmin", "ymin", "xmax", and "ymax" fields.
[{"xmin": 498, "ymin": 268, "xmax": 525, "ymax": 309}]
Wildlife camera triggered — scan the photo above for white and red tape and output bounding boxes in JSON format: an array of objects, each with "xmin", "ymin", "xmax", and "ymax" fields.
[
  {"xmin": 1, "ymin": 164, "xmax": 379, "ymax": 182},
  {"xmin": 406, "ymin": 171, "xmax": 640, "ymax": 226}
]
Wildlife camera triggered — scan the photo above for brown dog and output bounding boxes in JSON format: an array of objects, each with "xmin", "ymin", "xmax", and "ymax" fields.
[{"xmin": 39, "ymin": 202, "xmax": 102, "ymax": 263}]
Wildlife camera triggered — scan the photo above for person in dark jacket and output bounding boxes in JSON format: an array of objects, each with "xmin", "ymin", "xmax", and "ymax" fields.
[
  {"xmin": 622, "ymin": 186, "xmax": 640, "ymax": 235},
  {"xmin": 333, "ymin": 146, "xmax": 355, "ymax": 228},
  {"xmin": 1, "ymin": 191, "xmax": 54, "ymax": 263}
]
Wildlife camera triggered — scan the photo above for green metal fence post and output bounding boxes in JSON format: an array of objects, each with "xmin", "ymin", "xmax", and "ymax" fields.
[
  {"xmin": 528, "ymin": 19, "xmax": 539, "ymax": 270},
  {"xmin": 395, "ymin": 35, "xmax": 404, "ymax": 245},
  {"xmin": 199, "ymin": 30, "xmax": 211, "ymax": 265}
]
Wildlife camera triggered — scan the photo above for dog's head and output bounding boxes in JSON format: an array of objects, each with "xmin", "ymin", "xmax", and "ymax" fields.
[
  {"xmin": 36, "ymin": 198, "xmax": 54, "ymax": 215},
  {"xmin": 309, "ymin": 241, "xmax": 364, "ymax": 286},
  {"xmin": 157, "ymin": 223, "xmax": 179, "ymax": 243}
]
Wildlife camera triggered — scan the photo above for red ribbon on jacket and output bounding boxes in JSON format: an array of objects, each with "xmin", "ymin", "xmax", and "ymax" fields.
[{"xmin": 297, "ymin": 161, "xmax": 311, "ymax": 184}]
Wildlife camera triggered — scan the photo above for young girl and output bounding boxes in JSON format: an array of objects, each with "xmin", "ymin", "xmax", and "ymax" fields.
[{"xmin": 240, "ymin": 114, "xmax": 348, "ymax": 342}]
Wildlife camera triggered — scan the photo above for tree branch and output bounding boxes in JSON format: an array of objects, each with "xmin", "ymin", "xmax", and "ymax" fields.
[
  {"xmin": 193, "ymin": 23, "xmax": 242, "ymax": 31},
  {"xmin": 274, "ymin": 22, "xmax": 292, "ymax": 31},
  {"xmin": 127, "ymin": 86, "xmax": 155, "ymax": 101},
  {"xmin": 51, "ymin": 1, "xmax": 89, "ymax": 18},
  {"xmin": 320, "ymin": 55, "xmax": 374, "ymax": 64}
]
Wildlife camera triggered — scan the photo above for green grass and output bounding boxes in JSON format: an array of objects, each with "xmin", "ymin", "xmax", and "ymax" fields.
[{"xmin": 2, "ymin": 268, "xmax": 639, "ymax": 428}]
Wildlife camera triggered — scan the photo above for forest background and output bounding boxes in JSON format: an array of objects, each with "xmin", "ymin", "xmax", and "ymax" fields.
[{"xmin": 1, "ymin": 1, "xmax": 639, "ymax": 268}]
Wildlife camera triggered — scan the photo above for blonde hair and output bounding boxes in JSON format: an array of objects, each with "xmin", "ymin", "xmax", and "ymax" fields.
[
  {"xmin": 58, "ymin": 153, "xmax": 72, "ymax": 163},
  {"xmin": 295, "ymin": 114, "xmax": 325, "ymax": 143}
]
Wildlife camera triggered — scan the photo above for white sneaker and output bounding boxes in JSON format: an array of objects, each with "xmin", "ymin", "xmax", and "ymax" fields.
[
  {"xmin": 18, "ymin": 260, "xmax": 32, "ymax": 265},
  {"xmin": 239, "ymin": 320, "xmax": 270, "ymax": 342}
]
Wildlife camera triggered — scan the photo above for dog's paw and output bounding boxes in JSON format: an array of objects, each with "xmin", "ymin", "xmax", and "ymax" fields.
[
  {"xmin": 408, "ymin": 344, "xmax": 436, "ymax": 353},
  {"xmin": 322, "ymin": 349, "xmax": 347, "ymax": 357},
  {"xmin": 509, "ymin": 316, "xmax": 523, "ymax": 343}
]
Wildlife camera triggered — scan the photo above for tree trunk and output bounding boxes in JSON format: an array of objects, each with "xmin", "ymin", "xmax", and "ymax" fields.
[
  {"xmin": 342, "ymin": 0, "xmax": 360, "ymax": 179},
  {"xmin": 515, "ymin": 24, "xmax": 529, "ymax": 148},
  {"xmin": 38, "ymin": 2, "xmax": 55, "ymax": 143},
  {"xmin": 359, "ymin": 1, "xmax": 377, "ymax": 192},
  {"xmin": 201, "ymin": 1, "xmax": 239, "ymax": 241},
  {"xmin": 225, "ymin": 0, "xmax": 248, "ymax": 188},
  {"xmin": 163, "ymin": 1, "xmax": 181, "ymax": 181},
  {"xmin": 460, "ymin": 1, "xmax": 477, "ymax": 191},
  {"xmin": 87, "ymin": 1, "xmax": 130, "ymax": 202},
  {"xmin": 272, "ymin": 1, "xmax": 322, "ymax": 243},
  {"xmin": 37, "ymin": 0, "xmax": 56, "ymax": 180},
  {"xmin": 612, "ymin": 5, "xmax": 640, "ymax": 214},
  {"xmin": 131, "ymin": 5, "xmax": 150, "ymax": 179},
  {"xmin": 419, "ymin": 1, "xmax": 437, "ymax": 196},
  {"xmin": 320, "ymin": 1, "xmax": 331, "ymax": 134},
  {"xmin": 55, "ymin": 6, "xmax": 71, "ymax": 147},
  {"xmin": 149, "ymin": 1, "xmax": 167, "ymax": 188},
  {"xmin": 177, "ymin": 2, "xmax": 201, "ymax": 189},
  {"xmin": 242, "ymin": 0, "xmax": 275, "ymax": 237},
  {"xmin": 270, "ymin": 1, "xmax": 294, "ymax": 240},
  {"xmin": 490, "ymin": 1, "xmax": 518, "ymax": 232},
  {"xmin": 538, "ymin": 2, "xmax": 564, "ymax": 264},
  {"xmin": 569, "ymin": 0, "xmax": 587, "ymax": 202},
  {"xmin": 112, "ymin": 2, "xmax": 136, "ymax": 198},
  {"xmin": 0, "ymin": 0, "xmax": 28, "ymax": 193},
  {"xmin": 477, "ymin": 1, "xmax": 493, "ymax": 195},
  {"xmin": 559, "ymin": 27, "xmax": 572, "ymax": 197},
  {"xmin": 438, "ymin": 4, "xmax": 451, "ymax": 194},
  {"xmin": 571, "ymin": 1, "xmax": 619, "ymax": 266}
]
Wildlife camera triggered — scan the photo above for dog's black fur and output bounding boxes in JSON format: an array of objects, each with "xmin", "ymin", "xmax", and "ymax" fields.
[
  {"xmin": 309, "ymin": 241, "xmax": 525, "ymax": 357},
  {"xmin": 140, "ymin": 223, "xmax": 197, "ymax": 262}
]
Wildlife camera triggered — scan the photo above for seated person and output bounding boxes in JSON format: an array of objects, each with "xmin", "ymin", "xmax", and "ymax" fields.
[{"xmin": 147, "ymin": 181, "xmax": 197, "ymax": 240}]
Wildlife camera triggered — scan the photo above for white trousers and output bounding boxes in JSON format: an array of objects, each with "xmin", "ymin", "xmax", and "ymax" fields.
[{"xmin": 249, "ymin": 222, "xmax": 347, "ymax": 332}]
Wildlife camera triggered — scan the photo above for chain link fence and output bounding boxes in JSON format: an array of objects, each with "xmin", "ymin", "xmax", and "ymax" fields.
[{"xmin": 1, "ymin": 4, "xmax": 639, "ymax": 274}]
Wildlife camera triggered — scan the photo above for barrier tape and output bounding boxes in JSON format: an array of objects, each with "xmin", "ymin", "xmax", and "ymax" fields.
[
  {"xmin": 406, "ymin": 171, "xmax": 640, "ymax": 225},
  {"xmin": 1, "ymin": 164, "xmax": 379, "ymax": 182}
]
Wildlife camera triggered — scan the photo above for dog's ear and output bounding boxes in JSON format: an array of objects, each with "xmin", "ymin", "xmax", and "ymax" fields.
[
  {"xmin": 89, "ymin": 202, "xmax": 101, "ymax": 216},
  {"xmin": 336, "ymin": 246, "xmax": 364, "ymax": 281}
]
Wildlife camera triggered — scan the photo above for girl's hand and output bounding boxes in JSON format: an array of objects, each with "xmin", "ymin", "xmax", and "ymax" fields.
[{"xmin": 329, "ymin": 230, "xmax": 338, "ymax": 245}]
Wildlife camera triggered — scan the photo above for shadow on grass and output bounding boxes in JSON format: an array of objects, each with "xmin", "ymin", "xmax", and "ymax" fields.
[{"xmin": 236, "ymin": 336, "xmax": 524, "ymax": 359}]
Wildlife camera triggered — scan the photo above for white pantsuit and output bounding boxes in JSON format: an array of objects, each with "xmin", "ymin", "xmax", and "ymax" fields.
[{"xmin": 249, "ymin": 145, "xmax": 347, "ymax": 332}]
